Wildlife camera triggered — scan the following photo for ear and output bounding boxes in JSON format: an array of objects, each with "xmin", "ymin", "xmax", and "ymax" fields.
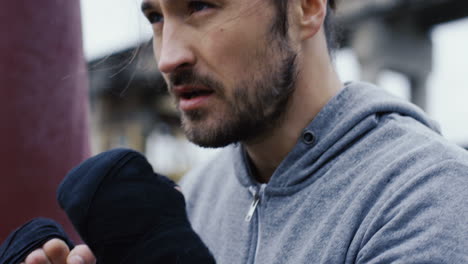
[{"xmin": 295, "ymin": 0, "xmax": 327, "ymax": 40}]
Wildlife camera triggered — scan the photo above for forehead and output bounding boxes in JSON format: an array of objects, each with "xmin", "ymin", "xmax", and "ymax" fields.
[
  {"xmin": 141, "ymin": 0, "xmax": 272, "ymax": 11},
  {"xmin": 140, "ymin": 0, "xmax": 278, "ymax": 28},
  {"xmin": 141, "ymin": 0, "xmax": 211, "ymax": 9}
]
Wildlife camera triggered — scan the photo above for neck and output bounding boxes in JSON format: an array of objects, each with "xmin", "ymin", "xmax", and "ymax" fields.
[{"xmin": 243, "ymin": 45, "xmax": 342, "ymax": 183}]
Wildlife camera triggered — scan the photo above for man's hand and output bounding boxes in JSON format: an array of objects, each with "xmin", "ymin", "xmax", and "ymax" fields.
[{"xmin": 21, "ymin": 239, "xmax": 95, "ymax": 264}]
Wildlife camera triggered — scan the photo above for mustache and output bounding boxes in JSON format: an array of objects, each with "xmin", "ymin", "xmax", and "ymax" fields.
[{"xmin": 168, "ymin": 69, "xmax": 223, "ymax": 93}]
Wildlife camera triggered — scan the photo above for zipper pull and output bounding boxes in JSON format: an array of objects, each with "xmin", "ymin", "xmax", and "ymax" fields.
[{"xmin": 245, "ymin": 194, "xmax": 260, "ymax": 222}]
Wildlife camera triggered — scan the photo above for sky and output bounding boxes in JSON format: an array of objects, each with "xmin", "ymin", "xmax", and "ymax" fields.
[{"xmin": 80, "ymin": 0, "xmax": 468, "ymax": 146}]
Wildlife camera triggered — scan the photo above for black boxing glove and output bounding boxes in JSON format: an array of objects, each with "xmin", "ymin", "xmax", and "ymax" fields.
[
  {"xmin": 57, "ymin": 148, "xmax": 215, "ymax": 264},
  {"xmin": 0, "ymin": 218, "xmax": 74, "ymax": 264}
]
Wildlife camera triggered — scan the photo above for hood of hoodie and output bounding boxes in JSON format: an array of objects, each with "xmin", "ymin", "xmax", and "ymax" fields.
[{"xmin": 233, "ymin": 82, "xmax": 440, "ymax": 192}]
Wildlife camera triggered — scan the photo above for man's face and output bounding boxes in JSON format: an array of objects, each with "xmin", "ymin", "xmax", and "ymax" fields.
[{"xmin": 142, "ymin": 0, "xmax": 298, "ymax": 148}]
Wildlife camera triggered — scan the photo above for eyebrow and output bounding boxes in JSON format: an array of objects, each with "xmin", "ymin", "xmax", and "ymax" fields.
[{"xmin": 141, "ymin": 2, "xmax": 155, "ymax": 13}]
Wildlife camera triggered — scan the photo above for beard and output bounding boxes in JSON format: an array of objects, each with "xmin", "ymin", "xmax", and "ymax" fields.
[{"xmin": 169, "ymin": 40, "xmax": 298, "ymax": 148}]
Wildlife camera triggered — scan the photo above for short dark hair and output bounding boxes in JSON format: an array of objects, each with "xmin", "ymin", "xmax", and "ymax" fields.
[{"xmin": 270, "ymin": 0, "xmax": 339, "ymax": 56}]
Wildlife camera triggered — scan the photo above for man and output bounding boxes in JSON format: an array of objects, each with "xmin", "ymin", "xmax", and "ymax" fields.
[{"xmin": 22, "ymin": 0, "xmax": 468, "ymax": 263}]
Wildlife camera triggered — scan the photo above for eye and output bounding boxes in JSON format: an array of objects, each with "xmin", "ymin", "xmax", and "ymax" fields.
[
  {"xmin": 188, "ymin": 1, "xmax": 215, "ymax": 14},
  {"xmin": 145, "ymin": 12, "xmax": 164, "ymax": 24}
]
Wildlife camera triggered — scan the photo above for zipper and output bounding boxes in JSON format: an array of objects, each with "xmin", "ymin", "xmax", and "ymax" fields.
[
  {"xmin": 245, "ymin": 185, "xmax": 266, "ymax": 222},
  {"xmin": 245, "ymin": 184, "xmax": 267, "ymax": 263},
  {"xmin": 245, "ymin": 186, "xmax": 260, "ymax": 222}
]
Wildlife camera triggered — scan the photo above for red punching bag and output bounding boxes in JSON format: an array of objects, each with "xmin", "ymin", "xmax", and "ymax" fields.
[{"xmin": 0, "ymin": 0, "xmax": 90, "ymax": 240}]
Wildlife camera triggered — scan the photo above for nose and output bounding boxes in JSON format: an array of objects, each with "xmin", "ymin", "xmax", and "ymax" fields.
[{"xmin": 156, "ymin": 23, "xmax": 196, "ymax": 74}]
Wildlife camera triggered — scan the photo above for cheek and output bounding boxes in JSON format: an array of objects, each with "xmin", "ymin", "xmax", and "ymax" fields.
[{"xmin": 202, "ymin": 27, "xmax": 267, "ymax": 83}]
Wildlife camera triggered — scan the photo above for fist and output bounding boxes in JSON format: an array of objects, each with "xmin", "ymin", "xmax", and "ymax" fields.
[{"xmin": 22, "ymin": 239, "xmax": 95, "ymax": 264}]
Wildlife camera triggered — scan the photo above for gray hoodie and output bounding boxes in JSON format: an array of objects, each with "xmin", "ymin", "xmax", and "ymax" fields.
[{"xmin": 180, "ymin": 82, "xmax": 468, "ymax": 263}]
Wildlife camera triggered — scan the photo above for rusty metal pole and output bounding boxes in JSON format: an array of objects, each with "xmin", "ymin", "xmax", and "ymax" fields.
[{"xmin": 0, "ymin": 0, "xmax": 90, "ymax": 240}]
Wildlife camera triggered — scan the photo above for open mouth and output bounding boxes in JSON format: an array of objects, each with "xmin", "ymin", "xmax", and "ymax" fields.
[
  {"xmin": 175, "ymin": 85, "xmax": 214, "ymax": 100},
  {"xmin": 174, "ymin": 85, "xmax": 215, "ymax": 111},
  {"xmin": 180, "ymin": 89, "xmax": 214, "ymax": 100}
]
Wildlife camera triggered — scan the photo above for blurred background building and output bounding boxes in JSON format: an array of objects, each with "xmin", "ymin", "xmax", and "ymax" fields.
[{"xmin": 83, "ymin": 0, "xmax": 468, "ymax": 179}]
